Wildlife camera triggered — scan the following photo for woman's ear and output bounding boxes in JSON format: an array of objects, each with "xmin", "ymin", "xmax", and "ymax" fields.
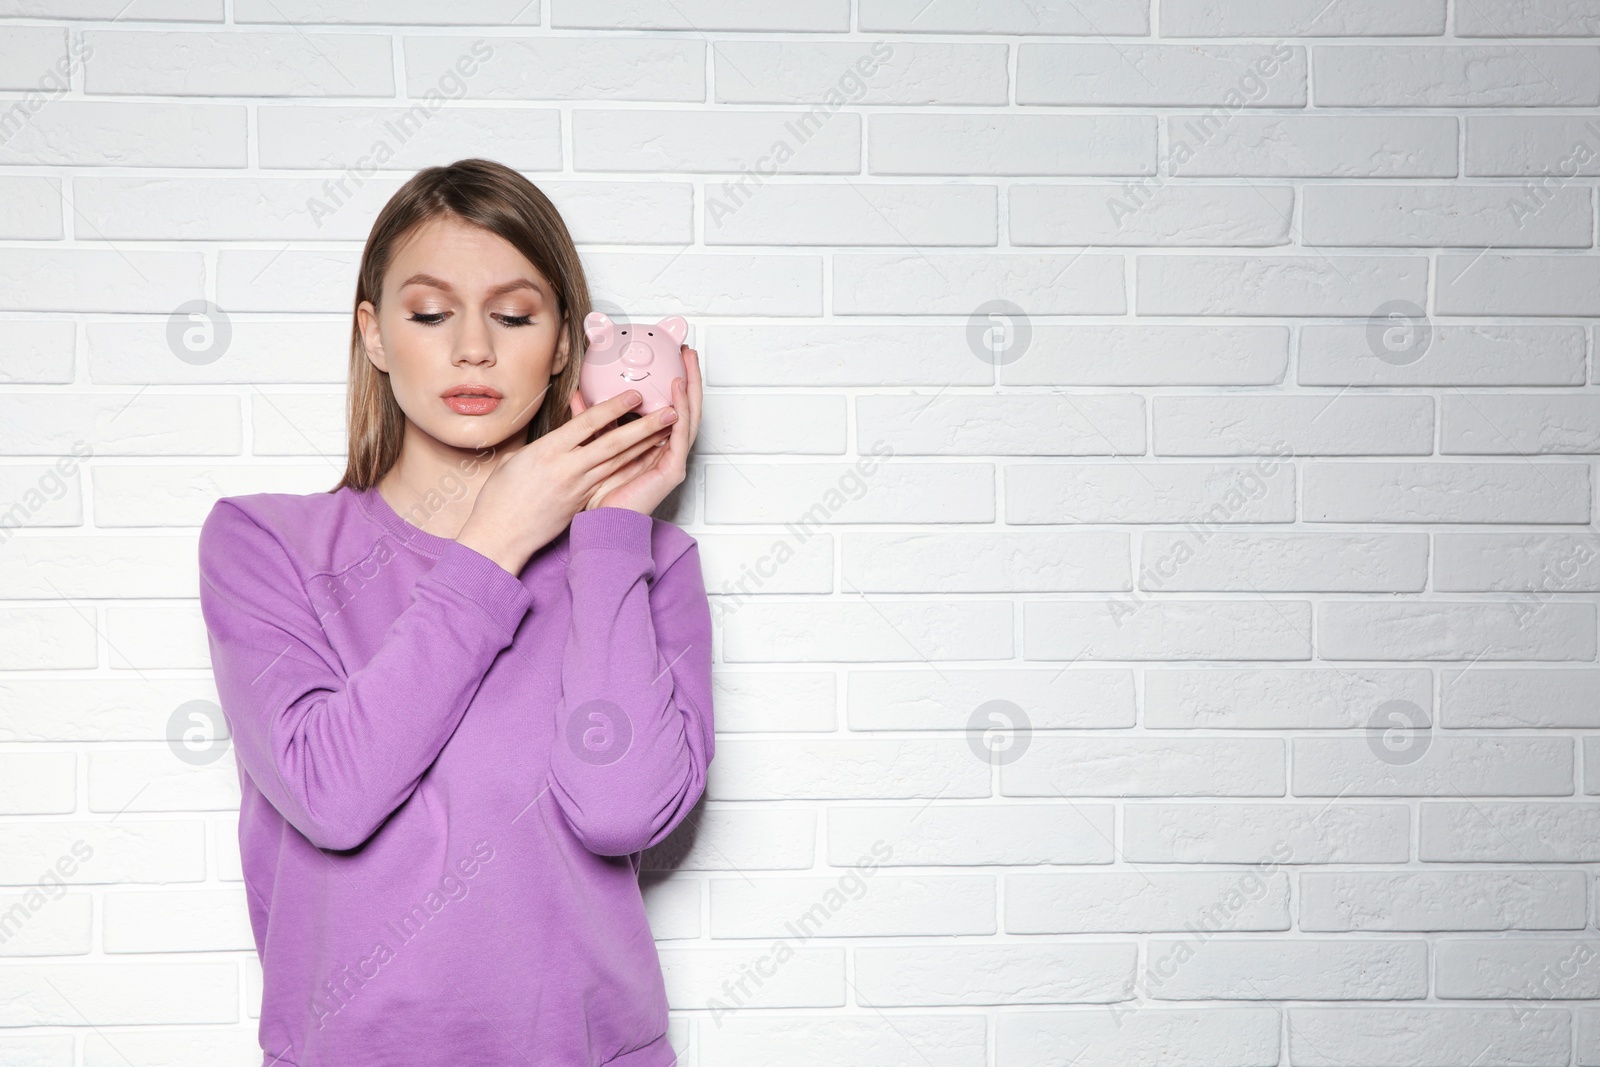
[
  {"xmin": 551, "ymin": 314, "xmax": 571, "ymax": 375},
  {"xmin": 357, "ymin": 299, "xmax": 388, "ymax": 372}
]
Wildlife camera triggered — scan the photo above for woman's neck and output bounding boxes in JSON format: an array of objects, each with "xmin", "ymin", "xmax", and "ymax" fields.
[{"xmin": 376, "ymin": 434, "xmax": 527, "ymax": 540}]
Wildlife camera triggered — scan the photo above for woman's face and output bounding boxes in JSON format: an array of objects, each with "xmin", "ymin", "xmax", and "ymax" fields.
[{"xmin": 357, "ymin": 213, "xmax": 570, "ymax": 452}]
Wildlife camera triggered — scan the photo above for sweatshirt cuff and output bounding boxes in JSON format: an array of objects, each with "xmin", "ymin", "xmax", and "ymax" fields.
[
  {"xmin": 419, "ymin": 537, "xmax": 536, "ymax": 635},
  {"xmin": 569, "ymin": 506, "xmax": 655, "ymax": 555}
]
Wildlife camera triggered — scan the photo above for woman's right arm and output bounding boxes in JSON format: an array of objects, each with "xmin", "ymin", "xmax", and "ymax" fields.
[{"xmin": 198, "ymin": 498, "xmax": 534, "ymax": 851}]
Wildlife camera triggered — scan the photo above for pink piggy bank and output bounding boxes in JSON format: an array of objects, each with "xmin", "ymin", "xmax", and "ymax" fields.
[{"xmin": 580, "ymin": 312, "xmax": 688, "ymax": 416}]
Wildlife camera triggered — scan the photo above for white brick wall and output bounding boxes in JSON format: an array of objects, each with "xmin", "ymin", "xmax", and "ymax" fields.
[{"xmin": 0, "ymin": 2, "xmax": 1597, "ymax": 1065}]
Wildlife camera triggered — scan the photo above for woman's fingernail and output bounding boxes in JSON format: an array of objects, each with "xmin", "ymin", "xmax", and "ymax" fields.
[{"xmin": 659, "ymin": 407, "xmax": 678, "ymax": 423}]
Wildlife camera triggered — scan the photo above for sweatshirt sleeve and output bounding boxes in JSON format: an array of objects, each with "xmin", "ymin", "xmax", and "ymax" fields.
[
  {"xmin": 549, "ymin": 506, "xmax": 716, "ymax": 857},
  {"xmin": 197, "ymin": 498, "xmax": 535, "ymax": 852}
]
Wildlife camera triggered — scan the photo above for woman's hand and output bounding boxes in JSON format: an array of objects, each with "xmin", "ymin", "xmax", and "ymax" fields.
[
  {"xmin": 455, "ymin": 383, "xmax": 683, "ymax": 576},
  {"xmin": 568, "ymin": 344, "xmax": 703, "ymax": 516}
]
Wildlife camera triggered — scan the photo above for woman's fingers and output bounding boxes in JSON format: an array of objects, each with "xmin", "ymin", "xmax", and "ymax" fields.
[
  {"xmin": 583, "ymin": 432, "xmax": 669, "ymax": 509},
  {"xmin": 580, "ymin": 401, "xmax": 678, "ymax": 466},
  {"xmin": 583, "ymin": 422, "xmax": 671, "ymax": 487},
  {"xmin": 660, "ymin": 376, "xmax": 690, "ymax": 469},
  {"xmin": 560, "ymin": 388, "xmax": 643, "ymax": 449},
  {"xmin": 680, "ymin": 345, "xmax": 703, "ymax": 444}
]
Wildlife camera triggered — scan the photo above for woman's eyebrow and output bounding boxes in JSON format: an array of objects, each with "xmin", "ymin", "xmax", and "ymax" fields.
[{"xmin": 398, "ymin": 273, "xmax": 545, "ymax": 299}]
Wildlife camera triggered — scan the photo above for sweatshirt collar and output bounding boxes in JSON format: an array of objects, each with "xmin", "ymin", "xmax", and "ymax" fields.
[
  {"xmin": 352, "ymin": 484, "xmax": 572, "ymax": 566},
  {"xmin": 354, "ymin": 484, "xmax": 453, "ymax": 558}
]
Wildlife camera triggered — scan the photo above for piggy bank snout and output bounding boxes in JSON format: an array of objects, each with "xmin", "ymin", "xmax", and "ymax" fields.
[{"xmin": 620, "ymin": 341, "xmax": 656, "ymax": 366}]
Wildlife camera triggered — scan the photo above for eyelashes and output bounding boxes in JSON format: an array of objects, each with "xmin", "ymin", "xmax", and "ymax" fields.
[{"xmin": 407, "ymin": 312, "xmax": 533, "ymax": 328}]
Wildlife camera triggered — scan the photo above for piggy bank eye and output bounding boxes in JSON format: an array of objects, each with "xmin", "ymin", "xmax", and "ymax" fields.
[
  {"xmin": 620, "ymin": 329, "xmax": 628, "ymax": 335},
  {"xmin": 647, "ymin": 331, "xmax": 653, "ymax": 336}
]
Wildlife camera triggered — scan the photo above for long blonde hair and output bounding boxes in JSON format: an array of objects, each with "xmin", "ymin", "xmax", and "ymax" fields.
[{"xmin": 330, "ymin": 158, "xmax": 590, "ymax": 493}]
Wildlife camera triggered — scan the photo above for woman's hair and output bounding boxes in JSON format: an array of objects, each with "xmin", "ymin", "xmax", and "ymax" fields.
[{"xmin": 330, "ymin": 158, "xmax": 590, "ymax": 493}]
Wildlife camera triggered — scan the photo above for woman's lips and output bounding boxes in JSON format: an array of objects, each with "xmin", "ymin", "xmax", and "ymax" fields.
[{"xmin": 443, "ymin": 395, "xmax": 501, "ymax": 415}]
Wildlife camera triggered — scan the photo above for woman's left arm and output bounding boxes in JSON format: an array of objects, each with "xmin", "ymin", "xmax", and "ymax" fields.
[{"xmin": 549, "ymin": 505, "xmax": 715, "ymax": 857}]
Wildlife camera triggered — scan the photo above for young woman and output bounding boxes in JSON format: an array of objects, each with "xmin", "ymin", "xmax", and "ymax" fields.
[{"xmin": 198, "ymin": 158, "xmax": 712, "ymax": 1066}]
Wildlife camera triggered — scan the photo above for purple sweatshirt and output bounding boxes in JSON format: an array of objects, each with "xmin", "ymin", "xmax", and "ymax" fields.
[{"xmin": 197, "ymin": 484, "xmax": 714, "ymax": 1067}]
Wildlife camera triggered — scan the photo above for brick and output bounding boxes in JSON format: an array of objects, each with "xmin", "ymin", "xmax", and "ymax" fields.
[
  {"xmin": 1124, "ymin": 803, "xmax": 1409, "ymax": 863},
  {"xmin": 860, "ymin": 0, "xmax": 1151, "ymax": 34},
  {"xmin": 1315, "ymin": 45, "xmax": 1600, "ymax": 107},
  {"xmin": 1317, "ymin": 600, "xmax": 1595, "ymax": 660},
  {"xmin": 1442, "ymin": 395, "xmax": 1600, "ymax": 454},
  {"xmin": 841, "ymin": 530, "xmax": 1129, "ymax": 592},
  {"xmin": 1137, "ymin": 255, "xmax": 1428, "ymax": 316},
  {"xmin": 1135, "ymin": 532, "xmax": 1429, "ymax": 591},
  {"xmin": 857, "ymin": 393, "xmax": 1143, "ymax": 456},
  {"xmin": 826, "ymin": 805, "xmax": 1113, "ymax": 865},
  {"xmin": 1302, "ymin": 184, "xmax": 1593, "ymax": 247},
  {"xmin": 1012, "ymin": 183, "xmax": 1293, "ymax": 246},
  {"xmin": 1017, "ymin": 43, "xmax": 1305, "ymax": 106},
  {"xmin": 1299, "ymin": 325, "xmax": 1587, "ymax": 386},
  {"xmin": 1144, "ymin": 668, "xmax": 1431, "ymax": 728},
  {"xmin": 1160, "ymin": 0, "xmax": 1446, "ymax": 36},
  {"xmin": 574, "ymin": 109, "xmax": 859, "ymax": 173},
  {"xmin": 870, "ymin": 114, "xmax": 1156, "ymax": 176},
  {"xmin": 1170, "ymin": 116, "xmax": 1457, "ymax": 178},
  {"xmin": 1152, "ymin": 394, "xmax": 1433, "ymax": 455},
  {"xmin": 1305, "ymin": 462, "xmax": 1590, "ymax": 523},
  {"xmin": 406, "ymin": 35, "xmax": 702, "ymax": 101},
  {"xmin": 83, "ymin": 30, "xmax": 393, "ymax": 96},
  {"xmin": 1007, "ymin": 460, "xmax": 1296, "ymax": 525},
  {"xmin": 1443, "ymin": 668, "xmax": 1600, "ymax": 727},
  {"xmin": 1006, "ymin": 871, "xmax": 1290, "ymax": 933},
  {"xmin": 1300, "ymin": 870, "xmax": 1587, "ymax": 930},
  {"xmin": 845, "ymin": 667, "xmax": 1136, "ymax": 729},
  {"xmin": 714, "ymin": 42, "xmax": 1007, "ymax": 105}
]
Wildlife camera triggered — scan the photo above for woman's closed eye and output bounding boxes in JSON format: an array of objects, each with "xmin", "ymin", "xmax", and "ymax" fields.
[{"xmin": 407, "ymin": 311, "xmax": 534, "ymax": 328}]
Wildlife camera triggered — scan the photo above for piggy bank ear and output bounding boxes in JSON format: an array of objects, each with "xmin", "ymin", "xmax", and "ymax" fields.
[
  {"xmin": 656, "ymin": 316, "xmax": 688, "ymax": 346},
  {"xmin": 584, "ymin": 312, "xmax": 612, "ymax": 345}
]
